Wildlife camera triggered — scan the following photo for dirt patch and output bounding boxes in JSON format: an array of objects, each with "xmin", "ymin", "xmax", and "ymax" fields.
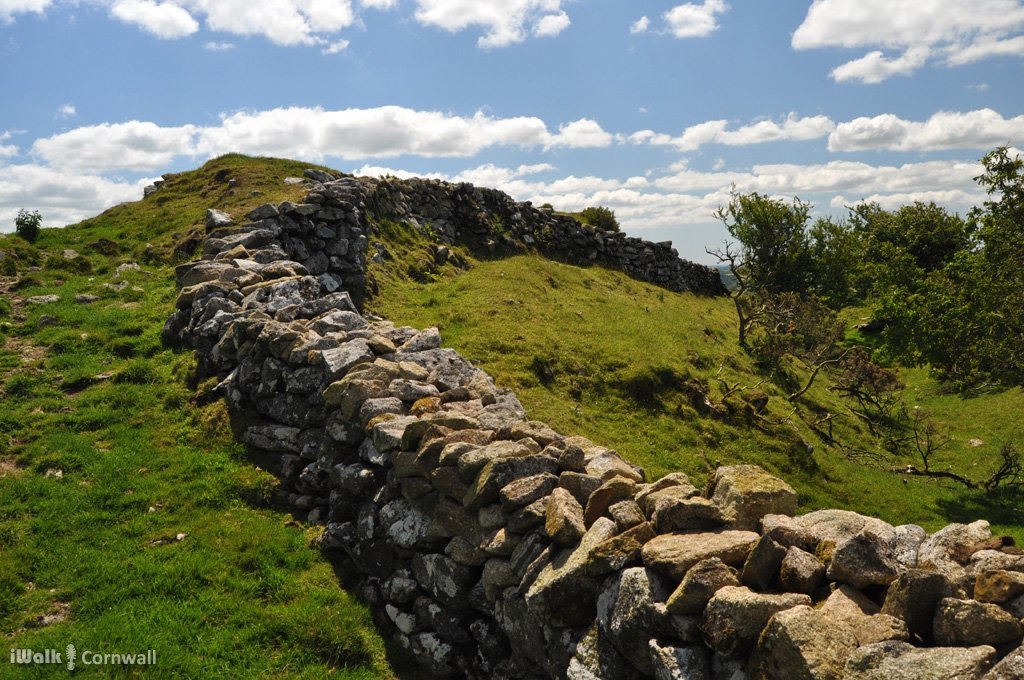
[
  {"xmin": 0, "ymin": 457, "xmax": 21, "ymax": 478},
  {"xmin": 32, "ymin": 601, "xmax": 71, "ymax": 628}
]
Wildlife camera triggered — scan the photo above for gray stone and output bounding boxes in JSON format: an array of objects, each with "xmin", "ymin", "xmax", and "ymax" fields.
[
  {"xmin": 933, "ymin": 597, "xmax": 1024, "ymax": 647},
  {"xmin": 819, "ymin": 586, "xmax": 909, "ymax": 646},
  {"xmin": 642, "ymin": 530, "xmax": 759, "ymax": 581},
  {"xmin": 654, "ymin": 495, "xmax": 727, "ymax": 533},
  {"xmin": 701, "ymin": 586, "xmax": 810, "ymax": 657},
  {"xmin": 984, "ymin": 645, "xmax": 1024, "ymax": 679},
  {"xmin": 317, "ymin": 338, "xmax": 375, "ymax": 379},
  {"xmin": 757, "ymin": 605, "xmax": 858, "ymax": 680},
  {"xmin": 546, "ymin": 487, "xmax": 587, "ymax": 546},
  {"xmin": 609, "ymin": 500, "xmax": 647, "ymax": 532},
  {"xmin": 648, "ymin": 642, "xmax": 711, "ymax": 680},
  {"xmin": 598, "ymin": 567, "xmax": 671, "ymax": 675},
  {"xmin": 707, "ymin": 465, "xmax": 797, "ymax": 531},
  {"xmin": 844, "ymin": 640, "xmax": 996, "ymax": 680},
  {"xmin": 525, "ymin": 517, "xmax": 617, "ymax": 628},
  {"xmin": 881, "ymin": 569, "xmax": 949, "ymax": 641},
  {"xmin": 827, "ymin": 528, "xmax": 903, "ymax": 588},
  {"xmin": 741, "ymin": 534, "xmax": 787, "ymax": 591},
  {"xmin": 666, "ymin": 557, "xmax": 740, "ymax": 616},
  {"xmin": 778, "ymin": 546, "xmax": 825, "ymax": 595}
]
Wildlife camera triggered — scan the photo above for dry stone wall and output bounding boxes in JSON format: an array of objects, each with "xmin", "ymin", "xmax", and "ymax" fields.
[{"xmin": 164, "ymin": 173, "xmax": 1024, "ymax": 679}]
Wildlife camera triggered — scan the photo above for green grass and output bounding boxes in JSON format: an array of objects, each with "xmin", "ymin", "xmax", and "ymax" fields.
[
  {"xmin": 366, "ymin": 252, "xmax": 1024, "ymax": 542},
  {"xmin": 0, "ymin": 156, "xmax": 392, "ymax": 678}
]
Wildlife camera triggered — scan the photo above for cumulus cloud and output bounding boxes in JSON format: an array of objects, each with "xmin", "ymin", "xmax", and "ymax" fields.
[
  {"xmin": 0, "ymin": 0, "xmax": 52, "ymax": 22},
  {"xmin": 56, "ymin": 103, "xmax": 76, "ymax": 119},
  {"xmin": 664, "ymin": 0, "xmax": 728, "ymax": 39},
  {"xmin": 30, "ymin": 107, "xmax": 605, "ymax": 172},
  {"xmin": 828, "ymin": 109, "xmax": 1024, "ymax": 152},
  {"xmin": 0, "ymin": 131, "xmax": 17, "ymax": 159},
  {"xmin": 0, "ymin": 164, "xmax": 147, "ymax": 229},
  {"xmin": 110, "ymin": 0, "xmax": 199, "ymax": 39},
  {"xmin": 793, "ymin": 0, "xmax": 1024, "ymax": 82},
  {"xmin": 204, "ymin": 40, "xmax": 234, "ymax": 50},
  {"xmin": 631, "ymin": 114, "xmax": 835, "ymax": 152},
  {"xmin": 321, "ymin": 39, "xmax": 350, "ymax": 54},
  {"xmin": 831, "ymin": 46, "xmax": 931, "ymax": 84},
  {"xmin": 31, "ymin": 120, "xmax": 201, "ymax": 172},
  {"xmin": 413, "ymin": 0, "xmax": 572, "ymax": 48},
  {"xmin": 630, "ymin": 16, "xmax": 650, "ymax": 34},
  {"xmin": 359, "ymin": 0, "xmax": 396, "ymax": 8},
  {"xmin": 533, "ymin": 11, "xmax": 569, "ymax": 38}
]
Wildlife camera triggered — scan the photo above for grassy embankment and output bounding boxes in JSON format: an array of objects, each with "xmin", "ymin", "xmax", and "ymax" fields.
[{"xmin": 0, "ymin": 155, "xmax": 392, "ymax": 678}]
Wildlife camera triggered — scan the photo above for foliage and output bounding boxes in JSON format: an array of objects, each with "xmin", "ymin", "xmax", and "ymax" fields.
[
  {"xmin": 14, "ymin": 209, "xmax": 42, "ymax": 243},
  {"xmin": 578, "ymin": 206, "xmax": 620, "ymax": 232}
]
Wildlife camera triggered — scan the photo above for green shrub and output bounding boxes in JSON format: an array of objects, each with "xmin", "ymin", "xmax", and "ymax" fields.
[
  {"xmin": 14, "ymin": 209, "xmax": 41, "ymax": 243},
  {"xmin": 579, "ymin": 206, "xmax": 620, "ymax": 232}
]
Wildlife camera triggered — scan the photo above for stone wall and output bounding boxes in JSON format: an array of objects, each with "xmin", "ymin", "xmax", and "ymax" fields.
[{"xmin": 164, "ymin": 174, "xmax": 1023, "ymax": 679}]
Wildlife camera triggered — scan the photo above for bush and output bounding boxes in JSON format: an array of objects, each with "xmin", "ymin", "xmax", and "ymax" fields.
[
  {"xmin": 579, "ymin": 206, "xmax": 619, "ymax": 232},
  {"xmin": 14, "ymin": 209, "xmax": 42, "ymax": 243}
]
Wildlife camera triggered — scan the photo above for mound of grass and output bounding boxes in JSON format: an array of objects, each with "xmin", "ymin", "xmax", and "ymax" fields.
[{"xmin": 367, "ymin": 252, "xmax": 1024, "ymax": 540}]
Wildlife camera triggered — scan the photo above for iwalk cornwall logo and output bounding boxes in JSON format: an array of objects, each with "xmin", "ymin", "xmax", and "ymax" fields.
[{"xmin": 10, "ymin": 644, "xmax": 156, "ymax": 671}]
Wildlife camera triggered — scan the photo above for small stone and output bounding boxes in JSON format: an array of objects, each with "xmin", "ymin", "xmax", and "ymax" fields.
[
  {"xmin": 933, "ymin": 597, "xmax": 1024, "ymax": 647},
  {"xmin": 778, "ymin": 546, "xmax": 825, "ymax": 595},
  {"xmin": 827, "ymin": 529, "xmax": 903, "ymax": 588},
  {"xmin": 608, "ymin": 500, "xmax": 646, "ymax": 532},
  {"xmin": 585, "ymin": 522, "xmax": 657, "ymax": 576},
  {"xmin": 819, "ymin": 586, "xmax": 909, "ymax": 646},
  {"xmin": 546, "ymin": 487, "xmax": 586, "ymax": 546},
  {"xmin": 881, "ymin": 569, "xmax": 948, "ymax": 641},
  {"xmin": 701, "ymin": 586, "xmax": 810, "ymax": 656},
  {"xmin": 642, "ymin": 530, "xmax": 759, "ymax": 581},
  {"xmin": 844, "ymin": 640, "xmax": 996, "ymax": 680},
  {"xmin": 648, "ymin": 642, "xmax": 711, "ymax": 680},
  {"xmin": 666, "ymin": 557, "xmax": 740, "ymax": 616},
  {"xmin": 975, "ymin": 570, "xmax": 1024, "ymax": 604},
  {"xmin": 757, "ymin": 605, "xmax": 858, "ymax": 680},
  {"xmin": 584, "ymin": 476, "xmax": 637, "ymax": 527},
  {"xmin": 707, "ymin": 465, "xmax": 797, "ymax": 531},
  {"xmin": 741, "ymin": 534, "xmax": 787, "ymax": 591},
  {"xmin": 653, "ymin": 495, "xmax": 727, "ymax": 533}
]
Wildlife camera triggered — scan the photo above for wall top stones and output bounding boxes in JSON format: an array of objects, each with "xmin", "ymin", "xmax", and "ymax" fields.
[{"xmin": 163, "ymin": 174, "xmax": 1020, "ymax": 680}]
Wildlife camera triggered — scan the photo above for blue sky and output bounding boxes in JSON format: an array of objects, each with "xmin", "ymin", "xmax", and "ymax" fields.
[{"xmin": 1, "ymin": 0, "xmax": 1023, "ymax": 262}]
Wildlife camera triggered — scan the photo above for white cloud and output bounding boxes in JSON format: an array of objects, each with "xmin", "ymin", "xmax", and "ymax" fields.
[
  {"xmin": 56, "ymin": 103, "xmax": 76, "ymax": 119},
  {"xmin": 664, "ymin": 0, "xmax": 728, "ymax": 39},
  {"xmin": 793, "ymin": 0, "xmax": 1024, "ymax": 82},
  {"xmin": 359, "ymin": 0, "xmax": 396, "ymax": 8},
  {"xmin": 412, "ymin": 0, "xmax": 571, "ymax": 48},
  {"xmin": 0, "ymin": 164, "xmax": 147, "ymax": 230},
  {"xmin": 831, "ymin": 46, "xmax": 930, "ymax": 84},
  {"xmin": 829, "ymin": 109, "xmax": 1024, "ymax": 152},
  {"xmin": 546, "ymin": 119, "xmax": 614, "ymax": 149},
  {"xmin": 633, "ymin": 113, "xmax": 835, "ymax": 152},
  {"xmin": 0, "ymin": 131, "xmax": 17, "ymax": 159},
  {"xmin": 630, "ymin": 16, "xmax": 650, "ymax": 34},
  {"xmin": 204, "ymin": 40, "xmax": 234, "ymax": 50},
  {"xmin": 0, "ymin": 0, "xmax": 52, "ymax": 22},
  {"xmin": 321, "ymin": 39, "xmax": 350, "ymax": 54},
  {"xmin": 533, "ymin": 11, "xmax": 569, "ymax": 38},
  {"xmin": 110, "ymin": 0, "xmax": 199, "ymax": 39},
  {"xmin": 31, "ymin": 120, "xmax": 201, "ymax": 172},
  {"xmin": 173, "ymin": 0, "xmax": 355, "ymax": 47}
]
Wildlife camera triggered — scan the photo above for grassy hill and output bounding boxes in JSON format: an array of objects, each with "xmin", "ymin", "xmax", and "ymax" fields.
[{"xmin": 1, "ymin": 154, "xmax": 1022, "ymax": 676}]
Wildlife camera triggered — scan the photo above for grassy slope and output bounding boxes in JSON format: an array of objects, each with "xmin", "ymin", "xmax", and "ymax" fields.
[
  {"xmin": 366, "ymin": 252, "xmax": 1024, "ymax": 541},
  {"xmin": 0, "ymin": 155, "xmax": 392, "ymax": 678}
]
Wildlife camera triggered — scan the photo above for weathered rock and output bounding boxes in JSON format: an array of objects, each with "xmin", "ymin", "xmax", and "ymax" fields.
[
  {"xmin": 584, "ymin": 476, "xmax": 637, "ymax": 527},
  {"xmin": 609, "ymin": 500, "xmax": 647, "ymax": 532},
  {"xmin": 820, "ymin": 586, "xmax": 909, "ymax": 646},
  {"xmin": 701, "ymin": 586, "xmax": 810, "ymax": 657},
  {"xmin": 778, "ymin": 546, "xmax": 825, "ymax": 595},
  {"xmin": 546, "ymin": 487, "xmax": 587, "ymax": 546},
  {"xmin": 974, "ymin": 569, "xmax": 1024, "ymax": 604},
  {"xmin": 567, "ymin": 622, "xmax": 641, "ymax": 680},
  {"xmin": 648, "ymin": 641, "xmax": 711, "ymax": 680},
  {"xmin": 984, "ymin": 645, "xmax": 1024, "ymax": 679},
  {"xmin": 918, "ymin": 521, "xmax": 994, "ymax": 583},
  {"xmin": 741, "ymin": 534, "xmax": 787, "ymax": 591},
  {"xmin": 525, "ymin": 517, "xmax": 617, "ymax": 628},
  {"xmin": 762, "ymin": 509, "xmax": 895, "ymax": 556},
  {"xmin": 666, "ymin": 557, "xmax": 740, "ymax": 616},
  {"xmin": 635, "ymin": 473, "xmax": 699, "ymax": 514},
  {"xmin": 499, "ymin": 473, "xmax": 558, "ymax": 511},
  {"xmin": 411, "ymin": 553, "xmax": 477, "ymax": 610},
  {"xmin": 881, "ymin": 569, "xmax": 949, "ymax": 641},
  {"xmin": 653, "ymin": 495, "xmax": 727, "ymax": 534},
  {"xmin": 585, "ymin": 522, "xmax": 657, "ymax": 576},
  {"xmin": 317, "ymin": 339, "xmax": 375, "ymax": 380},
  {"xmin": 559, "ymin": 471, "xmax": 605, "ymax": 508},
  {"xmin": 844, "ymin": 640, "xmax": 996, "ymax": 680},
  {"xmin": 642, "ymin": 530, "xmax": 759, "ymax": 581},
  {"xmin": 598, "ymin": 567, "xmax": 671, "ymax": 675},
  {"xmin": 827, "ymin": 528, "xmax": 903, "ymax": 588},
  {"xmin": 707, "ymin": 465, "xmax": 797, "ymax": 531},
  {"xmin": 757, "ymin": 605, "xmax": 858, "ymax": 680},
  {"xmin": 464, "ymin": 454, "xmax": 559, "ymax": 510},
  {"xmin": 933, "ymin": 597, "xmax": 1024, "ymax": 647}
]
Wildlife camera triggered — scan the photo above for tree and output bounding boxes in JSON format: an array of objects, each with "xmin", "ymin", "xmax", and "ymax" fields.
[
  {"xmin": 14, "ymin": 209, "xmax": 42, "ymax": 243},
  {"xmin": 579, "ymin": 206, "xmax": 619, "ymax": 232},
  {"xmin": 712, "ymin": 192, "xmax": 813, "ymax": 294}
]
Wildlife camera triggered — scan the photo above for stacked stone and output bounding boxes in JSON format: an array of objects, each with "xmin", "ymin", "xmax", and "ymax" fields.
[{"xmin": 165, "ymin": 180, "xmax": 1024, "ymax": 679}]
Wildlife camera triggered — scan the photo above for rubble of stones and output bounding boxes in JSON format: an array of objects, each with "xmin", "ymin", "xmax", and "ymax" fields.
[{"xmin": 164, "ymin": 175, "xmax": 1023, "ymax": 679}]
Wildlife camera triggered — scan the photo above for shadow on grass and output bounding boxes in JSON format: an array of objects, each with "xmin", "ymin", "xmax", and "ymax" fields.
[{"xmin": 935, "ymin": 488, "xmax": 1024, "ymax": 531}]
